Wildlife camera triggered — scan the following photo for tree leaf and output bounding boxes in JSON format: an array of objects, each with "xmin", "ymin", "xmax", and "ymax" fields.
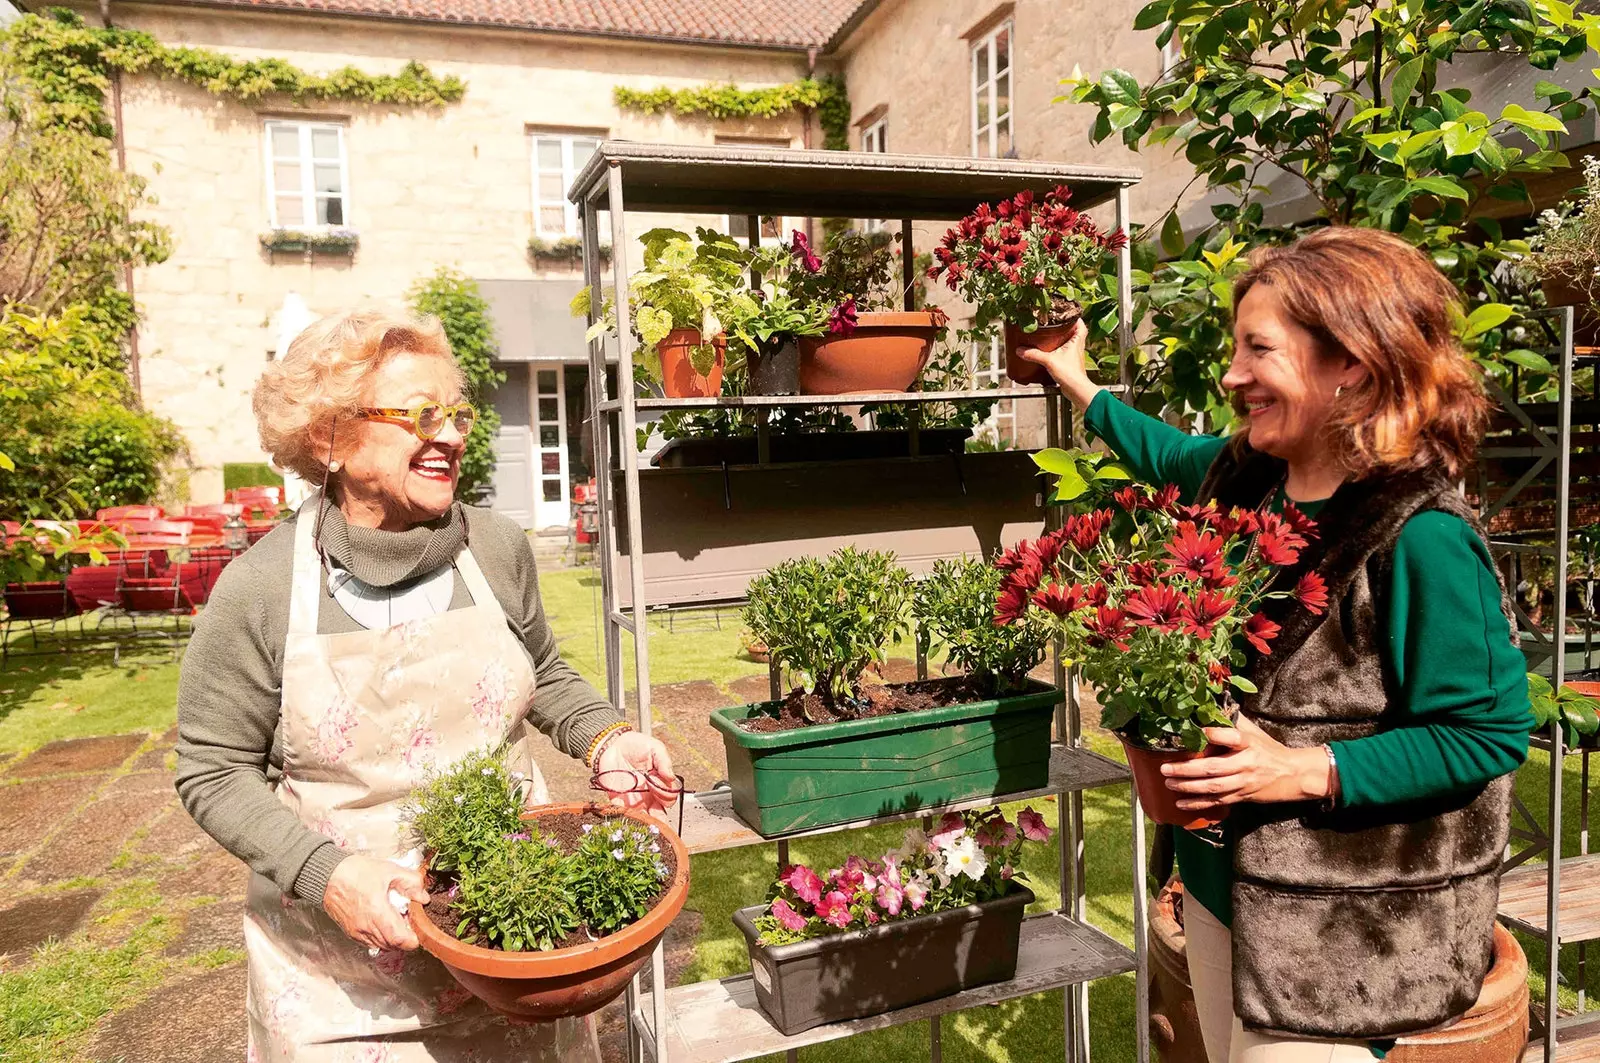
[
  {"xmin": 1100, "ymin": 70, "xmax": 1142, "ymax": 106},
  {"xmin": 1389, "ymin": 56, "xmax": 1425, "ymax": 112},
  {"xmin": 1501, "ymin": 103, "xmax": 1566, "ymax": 133},
  {"xmin": 1442, "ymin": 122, "xmax": 1487, "ymax": 156},
  {"xmin": 1031, "ymin": 447, "xmax": 1078, "ymax": 475},
  {"xmin": 1501, "ymin": 348, "xmax": 1555, "ymax": 374},
  {"xmin": 1161, "ymin": 211, "xmax": 1186, "ymax": 257},
  {"xmin": 1464, "ymin": 302, "xmax": 1515, "ymax": 338},
  {"xmin": 1409, "ymin": 176, "xmax": 1470, "ymax": 201},
  {"xmin": 1134, "ymin": 1, "xmax": 1172, "ymax": 31},
  {"xmin": 1228, "ymin": 675, "xmax": 1259, "ymax": 694}
]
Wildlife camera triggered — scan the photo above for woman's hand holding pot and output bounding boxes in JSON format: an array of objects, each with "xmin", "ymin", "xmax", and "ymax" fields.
[
  {"xmin": 323, "ymin": 855, "xmax": 430, "ymax": 951},
  {"xmin": 1161, "ymin": 715, "xmax": 1334, "ymax": 812},
  {"xmin": 595, "ymin": 731, "xmax": 679, "ymax": 815},
  {"xmin": 1010, "ymin": 319, "xmax": 1104, "ymax": 409}
]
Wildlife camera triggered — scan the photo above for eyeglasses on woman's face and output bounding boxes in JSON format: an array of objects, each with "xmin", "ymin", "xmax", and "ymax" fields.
[
  {"xmin": 590, "ymin": 769, "xmax": 686, "ymax": 837},
  {"xmin": 355, "ymin": 401, "xmax": 476, "ymax": 441}
]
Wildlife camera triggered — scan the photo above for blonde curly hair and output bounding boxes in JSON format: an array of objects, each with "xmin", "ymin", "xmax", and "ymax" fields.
[{"xmin": 253, "ymin": 309, "xmax": 463, "ymax": 484}]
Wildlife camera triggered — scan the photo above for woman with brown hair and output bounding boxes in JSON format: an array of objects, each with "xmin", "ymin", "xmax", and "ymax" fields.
[{"xmin": 1017, "ymin": 226, "xmax": 1531, "ymax": 1062}]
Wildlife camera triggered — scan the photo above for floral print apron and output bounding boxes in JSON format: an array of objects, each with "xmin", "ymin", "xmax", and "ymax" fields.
[{"xmin": 244, "ymin": 504, "xmax": 601, "ymax": 1062}]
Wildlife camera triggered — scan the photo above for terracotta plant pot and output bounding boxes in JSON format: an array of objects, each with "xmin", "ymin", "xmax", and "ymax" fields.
[
  {"xmin": 1003, "ymin": 316, "xmax": 1081, "ymax": 386},
  {"xmin": 1540, "ymin": 276, "xmax": 1600, "ymax": 349},
  {"xmin": 656, "ymin": 327, "xmax": 725, "ymax": 398},
  {"xmin": 797, "ymin": 311, "xmax": 946, "ymax": 395},
  {"xmin": 1148, "ymin": 877, "xmax": 1528, "ymax": 1063},
  {"xmin": 409, "ymin": 802, "xmax": 690, "ymax": 1022},
  {"xmin": 1118, "ymin": 735, "xmax": 1229, "ymax": 831}
]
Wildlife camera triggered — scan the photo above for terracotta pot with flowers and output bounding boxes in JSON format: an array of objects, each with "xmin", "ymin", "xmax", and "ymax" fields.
[
  {"xmin": 403, "ymin": 750, "xmax": 689, "ymax": 1021},
  {"xmin": 733, "ymin": 806, "xmax": 1053, "ymax": 1035},
  {"xmin": 928, "ymin": 186, "xmax": 1126, "ymax": 386},
  {"xmin": 995, "ymin": 472, "xmax": 1326, "ymax": 828},
  {"xmin": 1525, "ymin": 155, "xmax": 1600, "ymax": 348}
]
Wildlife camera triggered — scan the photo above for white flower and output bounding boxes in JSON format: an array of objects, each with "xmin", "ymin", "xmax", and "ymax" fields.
[
  {"xmin": 510, "ymin": 771, "xmax": 525, "ymax": 781},
  {"xmin": 612, "ymin": 848, "xmax": 625, "ymax": 860},
  {"xmin": 481, "ymin": 767, "xmax": 493, "ymax": 775},
  {"xmin": 941, "ymin": 836, "xmax": 988, "ymax": 882},
  {"xmin": 649, "ymin": 843, "xmax": 660, "ymax": 853},
  {"xmin": 654, "ymin": 862, "xmax": 668, "ymax": 878},
  {"xmin": 581, "ymin": 823, "xmax": 593, "ymax": 833},
  {"xmin": 649, "ymin": 825, "xmax": 660, "ymax": 835},
  {"xmin": 610, "ymin": 828, "xmax": 625, "ymax": 842},
  {"xmin": 453, "ymin": 794, "xmax": 465, "ymax": 805}
]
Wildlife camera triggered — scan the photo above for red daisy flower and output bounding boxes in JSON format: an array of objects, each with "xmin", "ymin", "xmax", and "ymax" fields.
[
  {"xmin": 1283, "ymin": 503, "xmax": 1320, "ymax": 541},
  {"xmin": 1124, "ymin": 584, "xmax": 1187, "ymax": 634},
  {"xmin": 1164, "ymin": 522, "xmax": 1228, "ymax": 583},
  {"xmin": 1033, "ymin": 582, "xmax": 1087, "ymax": 617},
  {"xmin": 1064, "ymin": 509, "xmax": 1113, "ymax": 553},
  {"xmin": 1113, "ymin": 486, "xmax": 1143, "ymax": 512},
  {"xmin": 1255, "ymin": 531, "xmax": 1302, "ymax": 567},
  {"xmin": 1218, "ymin": 507, "xmax": 1261, "ymax": 537},
  {"xmin": 1004, "ymin": 553, "xmax": 1045, "ymax": 596},
  {"xmin": 1152, "ymin": 484, "xmax": 1182, "ymax": 511},
  {"xmin": 1087, "ymin": 606, "xmax": 1132, "ymax": 651},
  {"xmin": 1087, "ymin": 582, "xmax": 1111, "ymax": 607},
  {"xmin": 1244, "ymin": 612, "xmax": 1281, "ymax": 654},
  {"xmin": 1258, "ymin": 512, "xmax": 1309, "ymax": 551},
  {"xmin": 1176, "ymin": 501, "xmax": 1221, "ymax": 526},
  {"xmin": 1295, "ymin": 571, "xmax": 1330, "ymax": 615},
  {"xmin": 1126, "ymin": 561, "xmax": 1160, "ymax": 586},
  {"xmin": 1181, "ymin": 589, "xmax": 1235, "ymax": 640},
  {"xmin": 995, "ymin": 582, "xmax": 1030, "ymax": 626}
]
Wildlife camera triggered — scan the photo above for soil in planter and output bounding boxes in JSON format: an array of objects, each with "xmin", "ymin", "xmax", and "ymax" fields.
[
  {"xmin": 1040, "ymin": 293, "xmax": 1082, "ymax": 328},
  {"xmin": 740, "ymin": 674, "xmax": 1012, "ymax": 733},
  {"xmin": 419, "ymin": 809, "xmax": 679, "ymax": 952}
]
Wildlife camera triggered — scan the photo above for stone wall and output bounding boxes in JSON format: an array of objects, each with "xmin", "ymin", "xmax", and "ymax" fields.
[{"xmin": 111, "ymin": 3, "xmax": 814, "ymax": 500}]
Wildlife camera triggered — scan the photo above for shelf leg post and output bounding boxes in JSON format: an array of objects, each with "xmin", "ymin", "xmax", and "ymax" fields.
[
  {"xmin": 1114, "ymin": 185, "xmax": 1134, "ymax": 394},
  {"xmin": 580, "ymin": 197, "xmax": 623, "ymax": 709},
  {"xmin": 930, "ymin": 1014, "xmax": 943, "ymax": 1063}
]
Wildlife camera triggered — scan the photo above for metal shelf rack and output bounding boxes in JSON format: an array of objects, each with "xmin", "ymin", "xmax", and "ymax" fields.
[{"xmin": 569, "ymin": 142, "xmax": 1148, "ymax": 1063}]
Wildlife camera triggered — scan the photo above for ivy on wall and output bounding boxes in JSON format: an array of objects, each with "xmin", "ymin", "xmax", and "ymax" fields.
[
  {"xmin": 9, "ymin": 9, "xmax": 466, "ymax": 140},
  {"xmin": 613, "ymin": 74, "xmax": 851, "ymax": 150}
]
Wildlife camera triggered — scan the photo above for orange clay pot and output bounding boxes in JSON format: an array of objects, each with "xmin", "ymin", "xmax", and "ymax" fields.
[
  {"xmin": 1002, "ymin": 314, "xmax": 1081, "ymax": 386},
  {"xmin": 797, "ymin": 311, "xmax": 946, "ymax": 395},
  {"xmin": 656, "ymin": 328, "xmax": 725, "ymax": 398},
  {"xmin": 409, "ymin": 802, "xmax": 690, "ymax": 1022},
  {"xmin": 1118, "ymin": 737, "xmax": 1230, "ymax": 831}
]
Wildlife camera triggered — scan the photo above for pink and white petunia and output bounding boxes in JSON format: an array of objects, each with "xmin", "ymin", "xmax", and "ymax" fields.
[
  {"xmin": 1018, "ymin": 807, "xmax": 1053, "ymax": 842},
  {"xmin": 770, "ymin": 896, "xmax": 807, "ymax": 931}
]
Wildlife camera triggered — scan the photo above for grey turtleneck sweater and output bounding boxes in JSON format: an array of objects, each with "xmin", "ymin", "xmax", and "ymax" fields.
[{"xmin": 174, "ymin": 500, "xmax": 622, "ymax": 906}]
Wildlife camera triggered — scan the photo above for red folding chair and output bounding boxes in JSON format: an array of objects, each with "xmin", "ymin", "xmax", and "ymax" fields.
[
  {"xmin": 182, "ymin": 503, "xmax": 245, "ymax": 519},
  {"xmin": 97, "ymin": 505, "xmax": 164, "ymax": 521}
]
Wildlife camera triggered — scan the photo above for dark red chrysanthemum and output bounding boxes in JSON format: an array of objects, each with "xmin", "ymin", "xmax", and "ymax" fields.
[
  {"xmin": 1164, "ymin": 522, "xmax": 1229, "ymax": 583},
  {"xmin": 1181, "ymin": 589, "xmax": 1235, "ymax": 640},
  {"xmin": 1063, "ymin": 510, "xmax": 1113, "ymax": 553},
  {"xmin": 1295, "ymin": 571, "xmax": 1329, "ymax": 615},
  {"xmin": 1283, "ymin": 503, "xmax": 1320, "ymax": 541},
  {"xmin": 995, "ymin": 582, "xmax": 1030, "ymax": 626},
  {"xmin": 1255, "ymin": 531, "xmax": 1301, "ymax": 567},
  {"xmin": 1127, "ymin": 561, "xmax": 1160, "ymax": 586},
  {"xmin": 1087, "ymin": 606, "xmax": 1132, "ymax": 650},
  {"xmin": 1033, "ymin": 582, "xmax": 1088, "ymax": 617},
  {"xmin": 1003, "ymin": 553, "xmax": 1045, "ymax": 596},
  {"xmin": 1114, "ymin": 486, "xmax": 1143, "ymax": 512},
  {"xmin": 1087, "ymin": 582, "xmax": 1111, "ymax": 607},
  {"xmin": 1244, "ymin": 612, "xmax": 1280, "ymax": 654},
  {"xmin": 1124, "ymin": 584, "xmax": 1187, "ymax": 634}
]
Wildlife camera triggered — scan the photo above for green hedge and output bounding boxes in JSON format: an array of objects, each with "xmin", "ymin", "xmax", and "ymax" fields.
[{"xmin": 223, "ymin": 463, "xmax": 285, "ymax": 491}]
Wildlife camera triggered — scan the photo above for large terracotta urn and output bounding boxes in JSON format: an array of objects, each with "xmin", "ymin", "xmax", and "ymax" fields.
[{"xmin": 1149, "ymin": 878, "xmax": 1528, "ymax": 1063}]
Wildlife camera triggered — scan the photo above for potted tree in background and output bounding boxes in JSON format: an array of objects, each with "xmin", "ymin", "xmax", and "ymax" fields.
[
  {"xmin": 927, "ymin": 186, "xmax": 1125, "ymax": 386},
  {"xmin": 711, "ymin": 546, "xmax": 1062, "ymax": 835}
]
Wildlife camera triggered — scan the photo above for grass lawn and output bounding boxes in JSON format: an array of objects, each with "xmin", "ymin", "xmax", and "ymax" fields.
[{"xmin": 3, "ymin": 559, "xmax": 1598, "ymax": 1062}]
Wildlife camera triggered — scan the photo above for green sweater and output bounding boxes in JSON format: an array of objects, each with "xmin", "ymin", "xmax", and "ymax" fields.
[{"xmin": 1084, "ymin": 392, "xmax": 1532, "ymax": 927}]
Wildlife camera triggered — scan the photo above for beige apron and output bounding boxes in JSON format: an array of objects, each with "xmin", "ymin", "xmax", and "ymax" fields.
[{"xmin": 244, "ymin": 504, "xmax": 602, "ymax": 1063}]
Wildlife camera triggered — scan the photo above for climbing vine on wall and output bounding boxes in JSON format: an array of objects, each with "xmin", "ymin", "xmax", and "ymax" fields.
[
  {"xmin": 613, "ymin": 74, "xmax": 851, "ymax": 150},
  {"xmin": 7, "ymin": 9, "xmax": 466, "ymax": 139}
]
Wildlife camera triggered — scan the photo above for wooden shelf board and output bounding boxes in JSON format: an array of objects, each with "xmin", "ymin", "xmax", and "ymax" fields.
[
  {"xmin": 1499, "ymin": 853, "xmax": 1600, "ymax": 943},
  {"xmin": 597, "ymin": 386, "xmax": 1080, "ymax": 414},
  {"xmin": 1521, "ymin": 1021, "xmax": 1600, "ymax": 1063},
  {"xmin": 680, "ymin": 744, "xmax": 1131, "ymax": 855},
  {"xmin": 633, "ymin": 912, "xmax": 1133, "ymax": 1063}
]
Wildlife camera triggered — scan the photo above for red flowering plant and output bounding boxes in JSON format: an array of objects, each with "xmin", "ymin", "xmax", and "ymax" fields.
[
  {"xmin": 927, "ymin": 185, "xmax": 1127, "ymax": 340},
  {"xmin": 753, "ymin": 806, "xmax": 1053, "ymax": 946},
  {"xmin": 995, "ymin": 483, "xmax": 1326, "ymax": 751}
]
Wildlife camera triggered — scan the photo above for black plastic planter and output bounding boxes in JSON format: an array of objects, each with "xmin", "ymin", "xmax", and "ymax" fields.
[{"xmin": 732, "ymin": 886, "xmax": 1033, "ymax": 1035}]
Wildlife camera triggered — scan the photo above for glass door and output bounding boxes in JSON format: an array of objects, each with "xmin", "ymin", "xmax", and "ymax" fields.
[{"xmin": 533, "ymin": 365, "xmax": 570, "ymax": 530}]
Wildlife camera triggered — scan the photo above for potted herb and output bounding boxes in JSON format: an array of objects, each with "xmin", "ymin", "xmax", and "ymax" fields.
[
  {"xmin": 927, "ymin": 186, "xmax": 1126, "ymax": 385},
  {"xmin": 711, "ymin": 547, "xmax": 1062, "ymax": 835},
  {"xmin": 733, "ymin": 806, "xmax": 1053, "ymax": 1034},
  {"xmin": 404, "ymin": 750, "xmax": 689, "ymax": 1020},
  {"xmin": 573, "ymin": 227, "xmax": 747, "ymax": 398},
  {"xmin": 1527, "ymin": 671, "xmax": 1600, "ymax": 749},
  {"xmin": 719, "ymin": 233, "xmax": 833, "ymax": 396},
  {"xmin": 1525, "ymin": 155, "xmax": 1600, "ymax": 348},
  {"xmin": 778, "ymin": 230, "xmax": 949, "ymax": 395},
  {"xmin": 1000, "ymin": 479, "xmax": 1322, "ymax": 828},
  {"xmin": 258, "ymin": 228, "xmax": 360, "ymax": 255}
]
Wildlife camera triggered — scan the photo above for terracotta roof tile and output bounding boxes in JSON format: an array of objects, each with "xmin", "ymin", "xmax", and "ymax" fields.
[{"xmin": 161, "ymin": 0, "xmax": 870, "ymax": 49}]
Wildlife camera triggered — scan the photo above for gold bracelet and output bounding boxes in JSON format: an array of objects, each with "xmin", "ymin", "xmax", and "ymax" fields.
[{"xmin": 586, "ymin": 722, "xmax": 632, "ymax": 768}]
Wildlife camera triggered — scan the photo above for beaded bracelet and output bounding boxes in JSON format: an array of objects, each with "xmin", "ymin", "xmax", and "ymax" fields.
[{"xmin": 586, "ymin": 722, "xmax": 633, "ymax": 768}]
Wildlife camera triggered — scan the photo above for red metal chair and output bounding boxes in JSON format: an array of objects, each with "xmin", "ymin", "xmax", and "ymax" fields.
[
  {"xmin": 182, "ymin": 503, "xmax": 245, "ymax": 519},
  {"xmin": 176, "ymin": 547, "xmax": 235, "ymax": 605},
  {"xmin": 97, "ymin": 505, "xmax": 164, "ymax": 521}
]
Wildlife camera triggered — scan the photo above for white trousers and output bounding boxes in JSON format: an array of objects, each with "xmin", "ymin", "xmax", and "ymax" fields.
[{"xmin": 1184, "ymin": 896, "xmax": 1377, "ymax": 1063}]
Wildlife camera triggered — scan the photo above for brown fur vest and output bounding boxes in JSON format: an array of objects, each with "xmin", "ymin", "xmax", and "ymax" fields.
[{"xmin": 1196, "ymin": 436, "xmax": 1514, "ymax": 1039}]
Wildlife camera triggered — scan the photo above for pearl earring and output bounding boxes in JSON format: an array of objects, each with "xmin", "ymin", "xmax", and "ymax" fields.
[
  {"xmin": 328, "ymin": 460, "xmax": 342, "ymax": 473},
  {"xmin": 1334, "ymin": 385, "xmax": 1345, "ymax": 399}
]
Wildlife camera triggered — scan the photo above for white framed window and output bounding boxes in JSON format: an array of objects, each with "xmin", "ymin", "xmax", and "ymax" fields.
[
  {"xmin": 970, "ymin": 332, "xmax": 1015, "ymax": 446},
  {"xmin": 1159, "ymin": 24, "xmax": 1183, "ymax": 80},
  {"xmin": 971, "ymin": 20, "xmax": 1014, "ymax": 159},
  {"xmin": 860, "ymin": 116, "xmax": 889, "ymax": 232},
  {"xmin": 531, "ymin": 132, "xmax": 602, "ymax": 237},
  {"xmin": 264, "ymin": 120, "xmax": 348, "ymax": 229}
]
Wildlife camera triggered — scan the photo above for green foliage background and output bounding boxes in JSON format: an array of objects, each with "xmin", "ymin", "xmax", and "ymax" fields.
[
  {"xmin": 613, "ymin": 75, "xmax": 851, "ymax": 150},
  {"xmin": 408, "ymin": 268, "xmax": 505, "ymax": 503}
]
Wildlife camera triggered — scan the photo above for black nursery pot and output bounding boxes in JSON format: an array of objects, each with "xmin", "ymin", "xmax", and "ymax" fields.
[
  {"xmin": 732, "ymin": 885, "xmax": 1032, "ymax": 1035},
  {"xmin": 748, "ymin": 340, "xmax": 800, "ymax": 395}
]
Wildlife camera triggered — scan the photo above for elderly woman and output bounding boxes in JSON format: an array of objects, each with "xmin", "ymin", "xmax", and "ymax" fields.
[
  {"xmin": 1017, "ymin": 227, "xmax": 1531, "ymax": 1062},
  {"xmin": 176, "ymin": 310, "xmax": 676, "ymax": 1061}
]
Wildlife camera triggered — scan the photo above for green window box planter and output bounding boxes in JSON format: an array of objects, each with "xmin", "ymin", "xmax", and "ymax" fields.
[
  {"xmin": 732, "ymin": 885, "xmax": 1033, "ymax": 1036},
  {"xmin": 709, "ymin": 678, "xmax": 1062, "ymax": 836}
]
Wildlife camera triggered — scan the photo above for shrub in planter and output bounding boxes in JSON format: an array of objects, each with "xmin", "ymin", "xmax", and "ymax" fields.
[
  {"xmin": 1525, "ymin": 155, "xmax": 1600, "ymax": 345},
  {"xmin": 404, "ymin": 750, "xmax": 688, "ymax": 1020},
  {"xmin": 1000, "ymin": 481, "xmax": 1322, "ymax": 828},
  {"xmin": 914, "ymin": 556, "xmax": 1050, "ymax": 696},
  {"xmin": 713, "ymin": 547, "xmax": 1062, "ymax": 835},
  {"xmin": 734, "ymin": 806, "xmax": 1053, "ymax": 1034},
  {"xmin": 927, "ymin": 186, "xmax": 1125, "ymax": 385}
]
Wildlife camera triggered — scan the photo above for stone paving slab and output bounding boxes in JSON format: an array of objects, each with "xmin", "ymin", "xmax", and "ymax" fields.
[
  {"xmin": 158, "ymin": 846, "xmax": 252, "ymax": 903},
  {"xmin": 0, "ymin": 774, "xmax": 103, "ymax": 858},
  {"xmin": 0, "ymin": 887, "xmax": 103, "ymax": 964},
  {"xmin": 130, "ymin": 730, "xmax": 177, "ymax": 773},
  {"xmin": 23, "ymin": 786, "xmax": 174, "ymax": 884},
  {"xmin": 164, "ymin": 900, "xmax": 244, "ymax": 958},
  {"xmin": 9, "ymin": 734, "xmax": 145, "ymax": 778},
  {"xmin": 88, "ymin": 962, "xmax": 249, "ymax": 1063},
  {"xmin": 133, "ymin": 804, "xmax": 217, "ymax": 864}
]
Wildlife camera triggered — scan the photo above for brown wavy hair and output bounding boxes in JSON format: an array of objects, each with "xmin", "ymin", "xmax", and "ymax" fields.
[{"xmin": 1232, "ymin": 226, "xmax": 1489, "ymax": 479}]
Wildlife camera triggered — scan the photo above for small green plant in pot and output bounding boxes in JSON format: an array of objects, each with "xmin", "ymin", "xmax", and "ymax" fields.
[
  {"xmin": 915, "ymin": 556, "xmax": 1050, "ymax": 696},
  {"xmin": 712, "ymin": 546, "xmax": 1064, "ymax": 836},
  {"xmin": 1525, "ymin": 155, "xmax": 1600, "ymax": 344},
  {"xmin": 402, "ymin": 750, "xmax": 688, "ymax": 1021}
]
